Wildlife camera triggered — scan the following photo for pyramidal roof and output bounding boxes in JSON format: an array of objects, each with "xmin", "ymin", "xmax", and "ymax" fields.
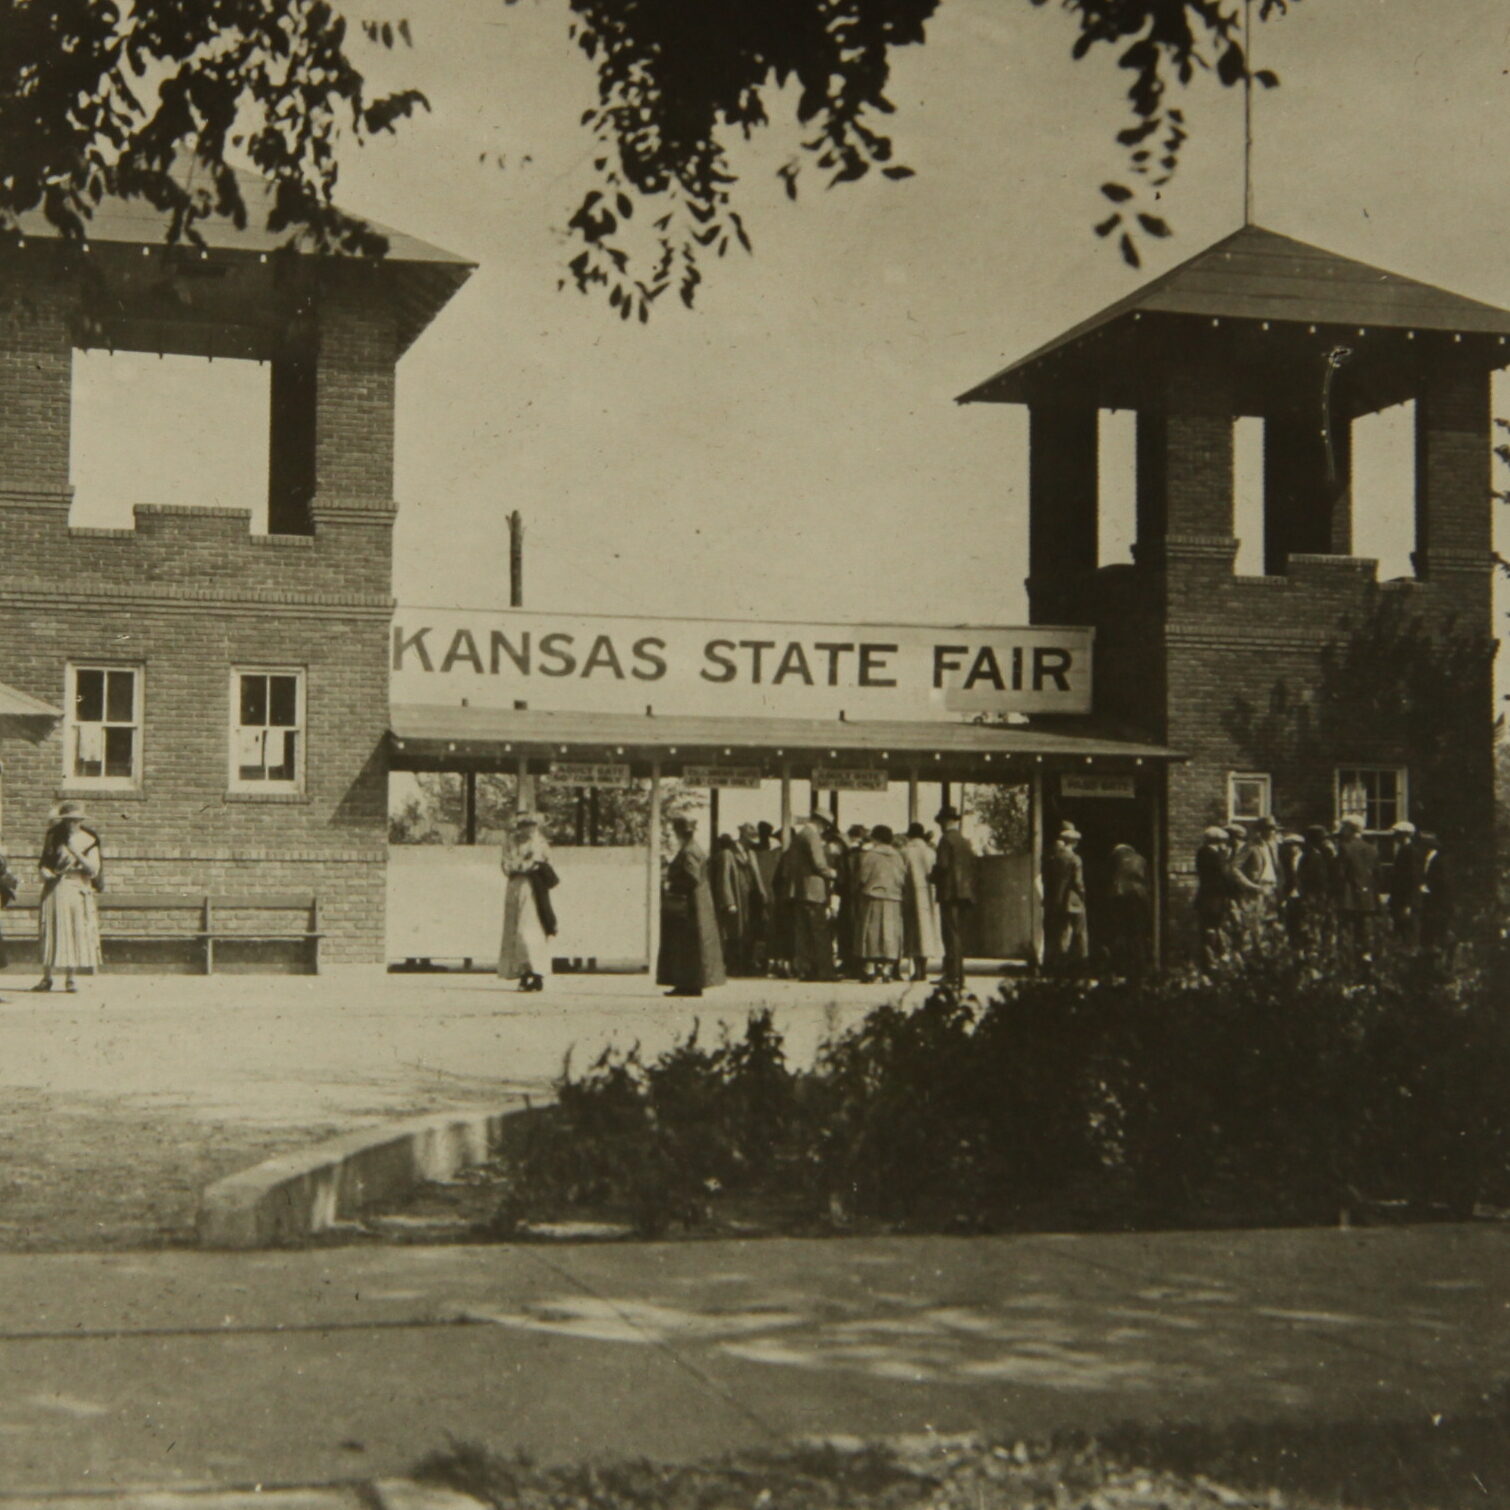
[
  {"xmin": 13, "ymin": 166, "xmax": 471, "ymax": 267},
  {"xmin": 959, "ymin": 224, "xmax": 1510, "ymax": 404},
  {"xmin": 9, "ymin": 166, "xmax": 473, "ymax": 354}
]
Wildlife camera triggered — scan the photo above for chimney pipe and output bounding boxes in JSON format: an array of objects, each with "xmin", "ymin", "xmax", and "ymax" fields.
[{"xmin": 507, "ymin": 510, "xmax": 524, "ymax": 607}]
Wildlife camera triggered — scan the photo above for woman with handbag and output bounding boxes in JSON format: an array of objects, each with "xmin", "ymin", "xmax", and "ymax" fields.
[
  {"xmin": 35, "ymin": 800, "xmax": 103, "ymax": 992},
  {"xmin": 498, "ymin": 811, "xmax": 556, "ymax": 992}
]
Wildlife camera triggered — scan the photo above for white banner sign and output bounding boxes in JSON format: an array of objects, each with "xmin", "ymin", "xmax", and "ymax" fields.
[
  {"xmin": 812, "ymin": 768, "xmax": 890, "ymax": 791},
  {"xmin": 391, "ymin": 608, "xmax": 1092, "ymax": 721},
  {"xmin": 682, "ymin": 765, "xmax": 765, "ymax": 789},
  {"xmin": 1060, "ymin": 773, "xmax": 1136, "ymax": 800},
  {"xmin": 547, "ymin": 762, "xmax": 631, "ymax": 787}
]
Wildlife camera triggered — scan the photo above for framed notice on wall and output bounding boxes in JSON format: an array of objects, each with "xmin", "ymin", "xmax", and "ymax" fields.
[
  {"xmin": 682, "ymin": 765, "xmax": 764, "ymax": 788},
  {"xmin": 811, "ymin": 768, "xmax": 889, "ymax": 792},
  {"xmin": 547, "ymin": 761, "xmax": 631, "ymax": 787},
  {"xmin": 1060, "ymin": 773, "xmax": 1135, "ymax": 800}
]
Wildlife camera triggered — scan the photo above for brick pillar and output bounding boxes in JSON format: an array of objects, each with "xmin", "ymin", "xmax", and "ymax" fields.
[
  {"xmin": 1133, "ymin": 364, "xmax": 1236, "ymax": 573},
  {"xmin": 0, "ymin": 251, "xmax": 74, "ymax": 504},
  {"xmin": 1026, "ymin": 401, "xmax": 1098, "ymax": 623},
  {"xmin": 267, "ymin": 352, "xmax": 316, "ymax": 536},
  {"xmin": 1263, "ymin": 408, "xmax": 1351, "ymax": 571},
  {"xmin": 1413, "ymin": 354, "xmax": 1491, "ymax": 581},
  {"xmin": 1164, "ymin": 367, "xmax": 1234, "ymax": 538},
  {"xmin": 312, "ymin": 272, "xmax": 396, "ymax": 507}
]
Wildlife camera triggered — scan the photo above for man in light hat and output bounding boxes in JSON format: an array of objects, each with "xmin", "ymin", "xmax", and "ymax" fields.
[
  {"xmin": 930, "ymin": 805, "xmax": 976, "ymax": 988},
  {"xmin": 1388, "ymin": 819, "xmax": 1424, "ymax": 947},
  {"xmin": 1042, "ymin": 823, "xmax": 1088, "ymax": 971},
  {"xmin": 1237, "ymin": 815, "xmax": 1285, "ymax": 939}
]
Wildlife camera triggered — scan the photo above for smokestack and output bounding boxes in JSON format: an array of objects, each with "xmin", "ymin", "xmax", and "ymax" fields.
[{"xmin": 507, "ymin": 510, "xmax": 524, "ymax": 608}]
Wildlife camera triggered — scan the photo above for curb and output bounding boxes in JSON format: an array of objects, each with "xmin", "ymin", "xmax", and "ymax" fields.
[
  {"xmin": 196, "ymin": 1106, "xmax": 519, "ymax": 1250},
  {"xmin": 0, "ymin": 1479, "xmax": 487, "ymax": 1510}
]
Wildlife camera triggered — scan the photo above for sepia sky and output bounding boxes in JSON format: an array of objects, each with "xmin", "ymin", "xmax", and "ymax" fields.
[{"xmin": 72, "ymin": 0, "xmax": 1510, "ymax": 650}]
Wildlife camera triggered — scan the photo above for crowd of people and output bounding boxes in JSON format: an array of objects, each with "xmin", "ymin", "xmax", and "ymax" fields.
[
  {"xmin": 500, "ymin": 799, "xmax": 1457, "ymax": 996},
  {"xmin": 1194, "ymin": 815, "xmax": 1452, "ymax": 970},
  {"xmin": 654, "ymin": 805, "xmax": 980, "ymax": 997}
]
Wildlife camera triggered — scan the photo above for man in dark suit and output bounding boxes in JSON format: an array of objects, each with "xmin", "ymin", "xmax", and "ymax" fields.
[
  {"xmin": 1387, "ymin": 819, "xmax": 1425, "ymax": 947},
  {"xmin": 1417, "ymin": 832, "xmax": 1452, "ymax": 954},
  {"xmin": 1043, "ymin": 823, "xmax": 1089, "ymax": 971},
  {"xmin": 1336, "ymin": 818, "xmax": 1382, "ymax": 967},
  {"xmin": 930, "ymin": 805, "xmax": 976, "ymax": 989},
  {"xmin": 789, "ymin": 809, "xmax": 838, "ymax": 981}
]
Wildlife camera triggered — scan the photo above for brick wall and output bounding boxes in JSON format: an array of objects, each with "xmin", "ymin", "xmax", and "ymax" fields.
[
  {"xmin": 1026, "ymin": 343, "xmax": 1498, "ymax": 954},
  {"xmin": 0, "ymin": 248, "xmax": 398, "ymax": 966},
  {"xmin": 0, "ymin": 248, "xmax": 73, "ymax": 495}
]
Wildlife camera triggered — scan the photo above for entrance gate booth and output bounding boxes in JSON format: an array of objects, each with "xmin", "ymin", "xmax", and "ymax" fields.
[{"xmin": 385, "ymin": 608, "xmax": 1179, "ymax": 973}]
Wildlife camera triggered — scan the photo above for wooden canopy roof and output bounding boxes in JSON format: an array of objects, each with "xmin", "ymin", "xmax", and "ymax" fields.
[
  {"xmin": 959, "ymin": 225, "xmax": 1510, "ymax": 410},
  {"xmin": 9, "ymin": 168, "xmax": 473, "ymax": 357}
]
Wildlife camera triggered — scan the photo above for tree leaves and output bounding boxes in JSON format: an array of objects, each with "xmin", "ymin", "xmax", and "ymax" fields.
[
  {"xmin": 0, "ymin": 0, "xmax": 1292, "ymax": 321},
  {"xmin": 1066, "ymin": 1, "xmax": 1284, "ymax": 280},
  {"xmin": 0, "ymin": 0, "xmax": 424, "ymax": 261}
]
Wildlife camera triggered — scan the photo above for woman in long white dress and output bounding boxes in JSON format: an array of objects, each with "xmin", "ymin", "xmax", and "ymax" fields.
[
  {"xmin": 498, "ymin": 812, "xmax": 554, "ymax": 991},
  {"xmin": 36, "ymin": 801, "xmax": 103, "ymax": 992},
  {"xmin": 899, "ymin": 822, "xmax": 942, "ymax": 982}
]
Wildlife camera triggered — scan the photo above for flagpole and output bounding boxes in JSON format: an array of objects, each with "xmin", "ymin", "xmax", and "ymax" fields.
[{"xmin": 1243, "ymin": 0, "xmax": 1255, "ymax": 225}]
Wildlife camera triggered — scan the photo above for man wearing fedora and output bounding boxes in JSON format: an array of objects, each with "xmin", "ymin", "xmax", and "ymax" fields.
[
  {"xmin": 1042, "ymin": 822, "xmax": 1089, "ymax": 971},
  {"xmin": 789, "ymin": 808, "xmax": 838, "ymax": 982},
  {"xmin": 930, "ymin": 805, "xmax": 976, "ymax": 989}
]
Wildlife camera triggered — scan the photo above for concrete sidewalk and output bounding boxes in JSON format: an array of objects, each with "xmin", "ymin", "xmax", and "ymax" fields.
[{"xmin": 0, "ymin": 1224, "xmax": 1505, "ymax": 1495}]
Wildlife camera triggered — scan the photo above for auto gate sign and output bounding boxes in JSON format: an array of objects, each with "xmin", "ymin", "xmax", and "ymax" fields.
[{"xmin": 391, "ymin": 608, "xmax": 1092, "ymax": 720}]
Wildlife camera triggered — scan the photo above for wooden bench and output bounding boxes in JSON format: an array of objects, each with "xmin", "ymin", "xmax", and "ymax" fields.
[{"xmin": 1, "ymin": 891, "xmax": 322, "ymax": 975}]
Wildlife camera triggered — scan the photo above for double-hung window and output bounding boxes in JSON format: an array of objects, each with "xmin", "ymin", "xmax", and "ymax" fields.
[
  {"xmin": 1336, "ymin": 766, "xmax": 1407, "ymax": 835},
  {"xmin": 231, "ymin": 670, "xmax": 304, "ymax": 792},
  {"xmin": 67, "ymin": 665, "xmax": 141, "ymax": 787}
]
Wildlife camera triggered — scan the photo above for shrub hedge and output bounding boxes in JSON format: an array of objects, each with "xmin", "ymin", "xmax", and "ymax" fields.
[{"xmin": 501, "ymin": 941, "xmax": 1510, "ymax": 1237}]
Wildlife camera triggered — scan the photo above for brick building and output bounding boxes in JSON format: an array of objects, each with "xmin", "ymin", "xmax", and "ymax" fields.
[
  {"xmin": 961, "ymin": 225, "xmax": 1506, "ymax": 943},
  {"xmin": 0, "ymin": 176, "xmax": 470, "ymax": 969}
]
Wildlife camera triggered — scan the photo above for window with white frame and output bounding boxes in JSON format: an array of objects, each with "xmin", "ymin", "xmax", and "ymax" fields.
[
  {"xmin": 66, "ymin": 665, "xmax": 141, "ymax": 786},
  {"xmin": 231, "ymin": 670, "xmax": 304, "ymax": 790},
  {"xmin": 1336, "ymin": 766, "xmax": 1407, "ymax": 833},
  {"xmin": 1227, "ymin": 772, "xmax": 1271, "ymax": 823}
]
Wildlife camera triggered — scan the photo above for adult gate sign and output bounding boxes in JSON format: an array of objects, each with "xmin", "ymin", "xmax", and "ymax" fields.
[{"xmin": 391, "ymin": 608, "xmax": 1092, "ymax": 721}]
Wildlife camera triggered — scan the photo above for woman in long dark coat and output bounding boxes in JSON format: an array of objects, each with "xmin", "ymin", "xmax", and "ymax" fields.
[
  {"xmin": 657, "ymin": 816, "xmax": 726, "ymax": 997},
  {"xmin": 711, "ymin": 831, "xmax": 765, "ymax": 975}
]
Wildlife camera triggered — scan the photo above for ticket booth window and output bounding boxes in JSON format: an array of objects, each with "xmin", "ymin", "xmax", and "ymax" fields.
[
  {"xmin": 1336, "ymin": 766, "xmax": 1406, "ymax": 834},
  {"xmin": 1227, "ymin": 771, "xmax": 1271, "ymax": 823},
  {"xmin": 231, "ymin": 670, "xmax": 304, "ymax": 790},
  {"xmin": 66, "ymin": 665, "xmax": 142, "ymax": 787}
]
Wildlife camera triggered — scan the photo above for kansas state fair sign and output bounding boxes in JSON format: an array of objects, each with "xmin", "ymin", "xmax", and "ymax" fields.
[{"xmin": 391, "ymin": 609, "xmax": 1093, "ymax": 721}]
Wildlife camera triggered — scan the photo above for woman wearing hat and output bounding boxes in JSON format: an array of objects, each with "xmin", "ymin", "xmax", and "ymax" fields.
[
  {"xmin": 498, "ymin": 811, "xmax": 556, "ymax": 991},
  {"xmin": 856, "ymin": 825, "xmax": 907, "ymax": 982},
  {"xmin": 35, "ymin": 801, "xmax": 103, "ymax": 992},
  {"xmin": 657, "ymin": 814, "xmax": 726, "ymax": 997},
  {"xmin": 899, "ymin": 821, "xmax": 941, "ymax": 982}
]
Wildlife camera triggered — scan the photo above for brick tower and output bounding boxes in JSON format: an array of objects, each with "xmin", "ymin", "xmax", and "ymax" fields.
[
  {"xmin": 0, "ymin": 174, "xmax": 471, "ymax": 968},
  {"xmin": 961, "ymin": 226, "xmax": 1506, "ymax": 943}
]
